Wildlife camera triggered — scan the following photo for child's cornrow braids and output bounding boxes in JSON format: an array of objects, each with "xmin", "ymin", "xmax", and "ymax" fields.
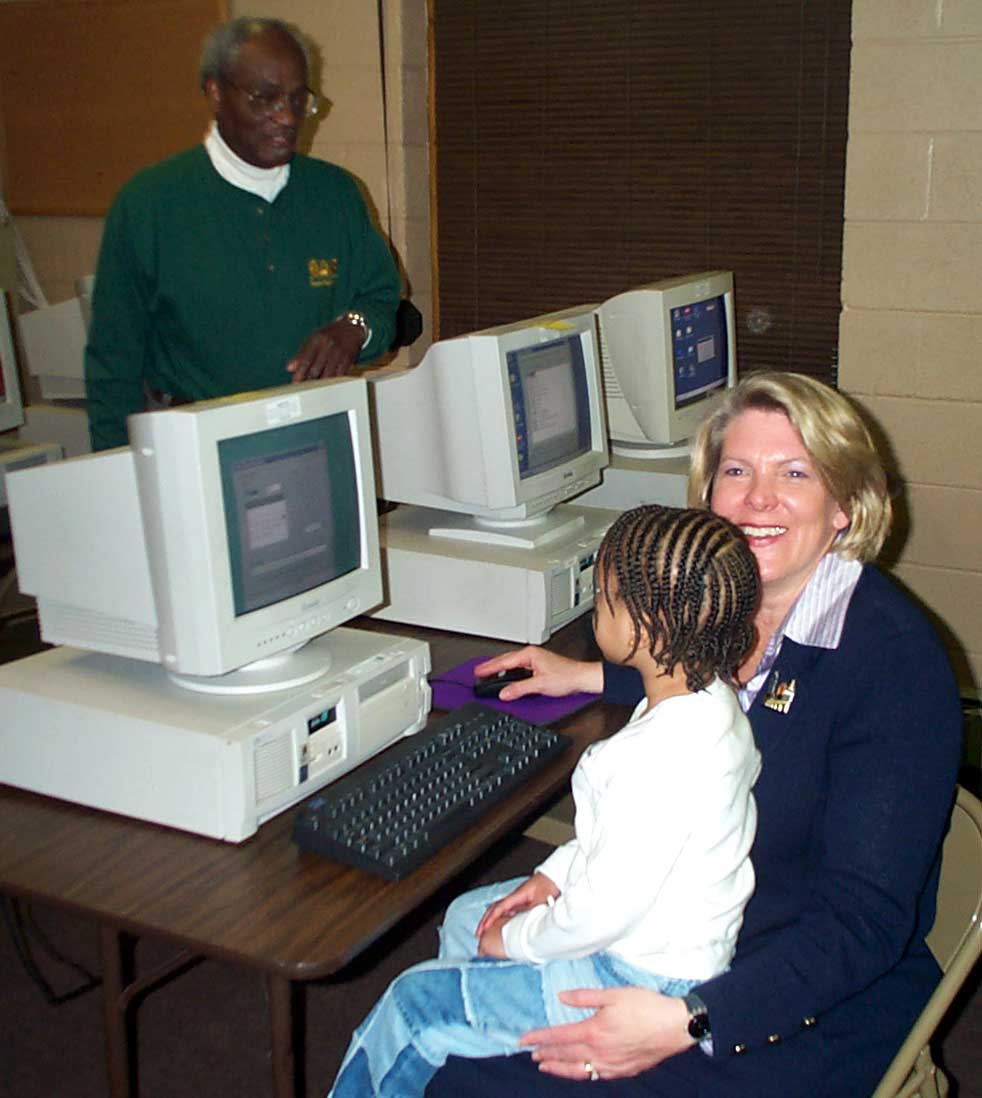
[{"xmin": 595, "ymin": 505, "xmax": 760, "ymax": 691}]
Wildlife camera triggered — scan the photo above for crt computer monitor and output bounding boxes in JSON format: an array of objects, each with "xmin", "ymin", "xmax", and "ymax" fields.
[
  {"xmin": 597, "ymin": 270, "xmax": 736, "ymax": 458},
  {"xmin": 0, "ymin": 293, "xmax": 26, "ymax": 434},
  {"xmin": 7, "ymin": 378, "xmax": 382, "ymax": 693},
  {"xmin": 369, "ymin": 305, "xmax": 608, "ymax": 548}
]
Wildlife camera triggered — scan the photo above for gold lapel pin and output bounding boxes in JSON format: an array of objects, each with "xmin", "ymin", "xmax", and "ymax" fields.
[{"xmin": 763, "ymin": 675, "xmax": 797, "ymax": 715}]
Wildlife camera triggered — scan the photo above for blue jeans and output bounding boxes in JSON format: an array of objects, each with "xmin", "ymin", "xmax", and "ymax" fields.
[{"xmin": 328, "ymin": 878, "xmax": 698, "ymax": 1098}]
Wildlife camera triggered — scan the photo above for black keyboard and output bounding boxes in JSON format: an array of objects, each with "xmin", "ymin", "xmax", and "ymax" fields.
[{"xmin": 292, "ymin": 702, "xmax": 572, "ymax": 881}]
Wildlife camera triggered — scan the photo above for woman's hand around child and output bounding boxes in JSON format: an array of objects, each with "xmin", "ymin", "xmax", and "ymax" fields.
[
  {"xmin": 473, "ymin": 648, "xmax": 604, "ymax": 701},
  {"xmin": 519, "ymin": 987, "xmax": 694, "ymax": 1080}
]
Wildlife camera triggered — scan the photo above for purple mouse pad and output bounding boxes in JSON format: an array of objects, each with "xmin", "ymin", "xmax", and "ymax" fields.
[{"xmin": 430, "ymin": 656, "xmax": 597, "ymax": 726}]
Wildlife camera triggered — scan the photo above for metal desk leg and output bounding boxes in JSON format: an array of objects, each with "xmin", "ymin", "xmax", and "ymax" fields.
[
  {"xmin": 100, "ymin": 925, "xmax": 135, "ymax": 1098},
  {"xmin": 267, "ymin": 973, "xmax": 304, "ymax": 1098}
]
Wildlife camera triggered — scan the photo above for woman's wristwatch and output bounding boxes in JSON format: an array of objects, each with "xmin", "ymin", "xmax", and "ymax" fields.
[{"xmin": 683, "ymin": 992, "xmax": 712, "ymax": 1041}]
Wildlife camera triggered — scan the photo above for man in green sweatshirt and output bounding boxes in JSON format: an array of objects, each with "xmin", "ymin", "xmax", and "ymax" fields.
[{"xmin": 84, "ymin": 16, "xmax": 401, "ymax": 451}]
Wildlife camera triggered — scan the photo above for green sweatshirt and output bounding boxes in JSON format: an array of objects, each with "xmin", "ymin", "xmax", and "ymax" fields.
[{"xmin": 85, "ymin": 146, "xmax": 401, "ymax": 450}]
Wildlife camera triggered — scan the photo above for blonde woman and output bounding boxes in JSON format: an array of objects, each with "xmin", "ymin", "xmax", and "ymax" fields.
[{"xmin": 430, "ymin": 372, "xmax": 962, "ymax": 1098}]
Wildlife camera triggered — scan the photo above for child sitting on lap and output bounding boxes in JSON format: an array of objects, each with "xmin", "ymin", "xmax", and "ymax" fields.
[{"xmin": 329, "ymin": 505, "xmax": 762, "ymax": 1098}]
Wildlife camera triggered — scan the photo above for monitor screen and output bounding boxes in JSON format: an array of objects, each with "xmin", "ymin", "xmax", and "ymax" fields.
[
  {"xmin": 369, "ymin": 306, "xmax": 608, "ymax": 527},
  {"xmin": 670, "ymin": 293, "xmax": 729, "ymax": 407},
  {"xmin": 7, "ymin": 379, "xmax": 382, "ymax": 686},
  {"xmin": 509, "ymin": 335, "xmax": 591, "ymax": 480},
  {"xmin": 0, "ymin": 293, "xmax": 26, "ymax": 434},
  {"xmin": 598, "ymin": 270, "xmax": 736, "ymax": 456},
  {"xmin": 219, "ymin": 416, "xmax": 360, "ymax": 616}
]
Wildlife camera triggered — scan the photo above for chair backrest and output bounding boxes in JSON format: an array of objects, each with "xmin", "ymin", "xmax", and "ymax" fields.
[
  {"xmin": 927, "ymin": 785, "xmax": 982, "ymax": 969},
  {"xmin": 872, "ymin": 784, "xmax": 982, "ymax": 1097}
]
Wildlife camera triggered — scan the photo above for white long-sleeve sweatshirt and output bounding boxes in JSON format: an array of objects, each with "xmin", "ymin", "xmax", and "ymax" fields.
[{"xmin": 501, "ymin": 678, "xmax": 761, "ymax": 980}]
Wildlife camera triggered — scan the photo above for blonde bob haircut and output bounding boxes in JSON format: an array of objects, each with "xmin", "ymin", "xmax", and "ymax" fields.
[{"xmin": 687, "ymin": 371, "xmax": 892, "ymax": 562}]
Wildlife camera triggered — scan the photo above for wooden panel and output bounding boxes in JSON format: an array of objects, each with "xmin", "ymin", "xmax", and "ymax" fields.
[{"xmin": 0, "ymin": 0, "xmax": 226, "ymax": 216}]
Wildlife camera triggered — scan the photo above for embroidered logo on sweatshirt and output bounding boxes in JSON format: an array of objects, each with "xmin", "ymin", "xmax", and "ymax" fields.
[{"xmin": 308, "ymin": 258, "xmax": 338, "ymax": 287}]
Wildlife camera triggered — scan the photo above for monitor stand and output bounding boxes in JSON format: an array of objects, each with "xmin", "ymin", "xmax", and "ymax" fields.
[
  {"xmin": 169, "ymin": 642, "xmax": 340, "ymax": 696},
  {"xmin": 370, "ymin": 502, "xmax": 622, "ymax": 643},
  {"xmin": 574, "ymin": 452, "xmax": 690, "ymax": 512},
  {"xmin": 426, "ymin": 508, "xmax": 586, "ymax": 551},
  {"xmin": 610, "ymin": 439, "xmax": 689, "ymax": 461}
]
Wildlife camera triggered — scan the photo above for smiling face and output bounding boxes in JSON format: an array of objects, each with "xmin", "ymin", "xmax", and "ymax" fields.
[
  {"xmin": 205, "ymin": 27, "xmax": 308, "ymax": 168},
  {"xmin": 710, "ymin": 408, "xmax": 849, "ymax": 606}
]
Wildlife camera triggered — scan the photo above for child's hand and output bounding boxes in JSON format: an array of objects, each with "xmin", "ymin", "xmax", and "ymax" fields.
[
  {"xmin": 476, "ymin": 873, "xmax": 560, "ymax": 937},
  {"xmin": 477, "ymin": 921, "xmax": 507, "ymax": 958},
  {"xmin": 474, "ymin": 648, "xmax": 603, "ymax": 701}
]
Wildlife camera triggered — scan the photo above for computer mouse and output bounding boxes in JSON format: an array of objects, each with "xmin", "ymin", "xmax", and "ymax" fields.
[{"xmin": 473, "ymin": 667, "xmax": 534, "ymax": 698}]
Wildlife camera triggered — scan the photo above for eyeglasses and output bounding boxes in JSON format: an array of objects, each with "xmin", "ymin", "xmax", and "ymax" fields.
[{"xmin": 222, "ymin": 78, "xmax": 321, "ymax": 119}]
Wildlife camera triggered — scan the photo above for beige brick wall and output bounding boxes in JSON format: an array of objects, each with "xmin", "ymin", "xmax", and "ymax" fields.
[{"xmin": 842, "ymin": 0, "xmax": 982, "ymax": 694}]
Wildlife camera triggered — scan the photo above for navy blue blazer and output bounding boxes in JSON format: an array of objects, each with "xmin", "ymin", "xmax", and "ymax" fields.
[{"xmin": 426, "ymin": 566, "xmax": 962, "ymax": 1097}]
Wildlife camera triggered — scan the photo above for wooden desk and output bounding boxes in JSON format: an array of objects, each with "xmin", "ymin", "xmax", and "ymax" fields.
[{"xmin": 0, "ymin": 617, "xmax": 621, "ymax": 1098}]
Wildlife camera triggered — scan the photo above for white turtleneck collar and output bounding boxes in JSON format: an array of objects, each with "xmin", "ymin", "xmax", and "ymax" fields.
[{"xmin": 204, "ymin": 122, "xmax": 291, "ymax": 204}]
